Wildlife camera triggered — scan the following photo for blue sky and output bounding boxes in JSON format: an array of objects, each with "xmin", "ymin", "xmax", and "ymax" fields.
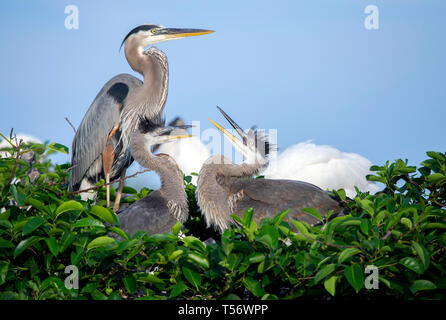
[{"xmin": 0, "ymin": 0, "xmax": 444, "ymax": 175}]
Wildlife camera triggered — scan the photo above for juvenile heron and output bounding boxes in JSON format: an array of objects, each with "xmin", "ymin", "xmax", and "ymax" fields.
[
  {"xmin": 116, "ymin": 116, "xmax": 192, "ymax": 237},
  {"xmin": 153, "ymin": 117, "xmax": 210, "ymax": 185},
  {"xmin": 196, "ymin": 107, "xmax": 346, "ymax": 233},
  {"xmin": 71, "ymin": 24, "xmax": 213, "ymax": 211}
]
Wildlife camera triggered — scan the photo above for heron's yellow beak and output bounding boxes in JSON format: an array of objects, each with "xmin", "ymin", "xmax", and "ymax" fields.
[
  {"xmin": 165, "ymin": 134, "xmax": 194, "ymax": 141},
  {"xmin": 208, "ymin": 118, "xmax": 250, "ymax": 158},
  {"xmin": 159, "ymin": 28, "xmax": 214, "ymax": 40},
  {"xmin": 208, "ymin": 118, "xmax": 239, "ymax": 145}
]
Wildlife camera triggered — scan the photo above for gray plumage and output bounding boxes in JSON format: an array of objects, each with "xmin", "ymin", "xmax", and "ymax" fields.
[
  {"xmin": 70, "ymin": 24, "xmax": 213, "ymax": 205},
  {"xmin": 197, "ymin": 108, "xmax": 345, "ymax": 233},
  {"xmin": 116, "ymin": 118, "xmax": 189, "ymax": 237},
  {"xmin": 71, "ymin": 25, "xmax": 169, "ymax": 193},
  {"xmin": 71, "ymin": 74, "xmax": 144, "ymax": 190}
]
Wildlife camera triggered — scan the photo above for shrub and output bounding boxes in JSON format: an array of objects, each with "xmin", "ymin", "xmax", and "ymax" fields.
[{"xmin": 0, "ymin": 133, "xmax": 444, "ymax": 300}]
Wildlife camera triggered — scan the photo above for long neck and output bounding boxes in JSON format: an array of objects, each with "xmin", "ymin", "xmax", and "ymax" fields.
[
  {"xmin": 196, "ymin": 157, "xmax": 232, "ymax": 233},
  {"xmin": 196, "ymin": 155, "xmax": 268, "ymax": 233},
  {"xmin": 124, "ymin": 41, "xmax": 168, "ymax": 119},
  {"xmin": 130, "ymin": 133, "xmax": 188, "ymax": 221},
  {"xmin": 120, "ymin": 43, "xmax": 169, "ymax": 162}
]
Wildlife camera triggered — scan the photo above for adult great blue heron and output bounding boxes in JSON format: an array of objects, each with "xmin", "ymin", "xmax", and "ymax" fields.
[
  {"xmin": 196, "ymin": 107, "xmax": 346, "ymax": 233},
  {"xmin": 71, "ymin": 24, "xmax": 213, "ymax": 211},
  {"xmin": 116, "ymin": 117, "xmax": 192, "ymax": 237}
]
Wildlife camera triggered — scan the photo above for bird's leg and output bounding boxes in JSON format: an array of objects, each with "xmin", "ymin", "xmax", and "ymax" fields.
[
  {"xmin": 113, "ymin": 168, "xmax": 126, "ymax": 212},
  {"xmin": 103, "ymin": 124, "xmax": 120, "ymax": 208},
  {"xmin": 102, "ymin": 143, "xmax": 114, "ymax": 208}
]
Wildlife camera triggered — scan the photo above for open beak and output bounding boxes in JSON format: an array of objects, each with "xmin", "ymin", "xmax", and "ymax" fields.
[
  {"xmin": 208, "ymin": 117, "xmax": 251, "ymax": 158},
  {"xmin": 216, "ymin": 106, "xmax": 247, "ymax": 144},
  {"xmin": 156, "ymin": 28, "xmax": 214, "ymax": 40}
]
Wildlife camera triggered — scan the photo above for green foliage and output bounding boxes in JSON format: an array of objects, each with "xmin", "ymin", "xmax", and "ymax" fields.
[{"xmin": 0, "ymin": 133, "xmax": 445, "ymax": 300}]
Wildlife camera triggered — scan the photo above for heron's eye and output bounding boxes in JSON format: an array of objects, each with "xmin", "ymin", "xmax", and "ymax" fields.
[{"xmin": 151, "ymin": 29, "xmax": 158, "ymax": 34}]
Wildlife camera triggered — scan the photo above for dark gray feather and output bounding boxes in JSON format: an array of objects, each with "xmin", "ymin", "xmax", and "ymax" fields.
[{"xmin": 71, "ymin": 73, "xmax": 142, "ymax": 189}]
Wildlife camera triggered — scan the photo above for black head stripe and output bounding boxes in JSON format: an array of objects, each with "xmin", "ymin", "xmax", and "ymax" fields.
[
  {"xmin": 138, "ymin": 115, "xmax": 165, "ymax": 134},
  {"xmin": 254, "ymin": 131, "xmax": 276, "ymax": 157},
  {"xmin": 120, "ymin": 24, "xmax": 160, "ymax": 49}
]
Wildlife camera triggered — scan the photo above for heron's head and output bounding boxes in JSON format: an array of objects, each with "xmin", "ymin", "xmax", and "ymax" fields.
[
  {"xmin": 137, "ymin": 116, "xmax": 193, "ymax": 147},
  {"xmin": 120, "ymin": 24, "xmax": 214, "ymax": 51},
  {"xmin": 209, "ymin": 107, "xmax": 275, "ymax": 164}
]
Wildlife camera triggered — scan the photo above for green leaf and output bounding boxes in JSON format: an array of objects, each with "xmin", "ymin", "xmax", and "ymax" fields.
[
  {"xmin": 257, "ymin": 225, "xmax": 279, "ymax": 249},
  {"xmin": 87, "ymin": 236, "xmax": 115, "ymax": 250},
  {"xmin": 184, "ymin": 176, "xmax": 192, "ymax": 184},
  {"xmin": 55, "ymin": 200, "xmax": 83, "ymax": 219},
  {"xmin": 411, "ymin": 241, "xmax": 430, "ymax": 271},
  {"xmin": 400, "ymin": 217, "xmax": 412, "ymax": 229},
  {"xmin": 22, "ymin": 216, "xmax": 46, "ymax": 236},
  {"xmin": 123, "ymin": 274, "xmax": 137, "ymax": 294},
  {"xmin": 47, "ymin": 142, "xmax": 69, "ymax": 154},
  {"xmin": 273, "ymin": 209, "xmax": 290, "ymax": 227},
  {"xmin": 302, "ymin": 208, "xmax": 323, "ymax": 223},
  {"xmin": 242, "ymin": 277, "xmax": 265, "ymax": 297},
  {"xmin": 90, "ymin": 205, "xmax": 115, "ymax": 224},
  {"xmin": 74, "ymin": 218, "xmax": 105, "ymax": 229},
  {"xmin": 171, "ymin": 221, "xmax": 182, "ymax": 236},
  {"xmin": 136, "ymin": 273, "xmax": 165, "ymax": 285},
  {"xmin": 182, "ymin": 266, "xmax": 201, "ymax": 290},
  {"xmin": 314, "ymin": 263, "xmax": 336, "ymax": 284},
  {"xmin": 291, "ymin": 220, "xmax": 309, "ymax": 234},
  {"xmin": 338, "ymin": 248, "xmax": 361, "ymax": 264},
  {"xmin": 248, "ymin": 253, "xmax": 265, "ymax": 264},
  {"xmin": 168, "ymin": 250, "xmax": 184, "ymax": 261},
  {"xmin": 242, "ymin": 208, "xmax": 254, "ymax": 228},
  {"xmin": 360, "ymin": 219, "xmax": 370, "ymax": 234},
  {"xmin": 426, "ymin": 151, "xmax": 446, "ymax": 161},
  {"xmin": 169, "ymin": 282, "xmax": 188, "ymax": 298},
  {"xmin": 324, "ymin": 276, "xmax": 338, "ymax": 296},
  {"xmin": 25, "ymin": 197, "xmax": 47, "ymax": 213},
  {"xmin": 13, "ymin": 236, "xmax": 42, "ymax": 258},
  {"xmin": 0, "ymin": 262, "xmax": 8, "ymax": 285},
  {"xmin": 335, "ymin": 189, "xmax": 346, "ymax": 201},
  {"xmin": 122, "ymin": 186, "xmax": 138, "ymax": 194},
  {"xmin": 344, "ymin": 264, "xmax": 364, "ymax": 293},
  {"xmin": 427, "ymin": 173, "xmax": 445, "ymax": 183},
  {"xmin": 187, "ymin": 253, "xmax": 209, "ymax": 269},
  {"xmin": 359, "ymin": 199, "xmax": 375, "ymax": 216},
  {"xmin": 410, "ymin": 280, "xmax": 437, "ymax": 293},
  {"xmin": 9, "ymin": 185, "xmax": 25, "ymax": 206},
  {"xmin": 399, "ymin": 257, "xmax": 424, "ymax": 275},
  {"xmin": 425, "ymin": 223, "xmax": 446, "ymax": 230},
  {"xmin": 108, "ymin": 227, "xmax": 129, "ymax": 240},
  {"xmin": 44, "ymin": 237, "xmax": 59, "ymax": 257},
  {"xmin": 0, "ymin": 220, "xmax": 13, "ymax": 232},
  {"xmin": 0, "ymin": 238, "xmax": 14, "ymax": 248}
]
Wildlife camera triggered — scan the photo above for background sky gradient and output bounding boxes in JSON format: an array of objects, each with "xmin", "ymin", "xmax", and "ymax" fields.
[{"xmin": 0, "ymin": 0, "xmax": 444, "ymax": 188}]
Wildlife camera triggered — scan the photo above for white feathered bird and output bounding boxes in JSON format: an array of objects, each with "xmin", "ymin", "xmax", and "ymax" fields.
[
  {"xmin": 263, "ymin": 141, "xmax": 381, "ymax": 198},
  {"xmin": 151, "ymin": 117, "xmax": 210, "ymax": 185}
]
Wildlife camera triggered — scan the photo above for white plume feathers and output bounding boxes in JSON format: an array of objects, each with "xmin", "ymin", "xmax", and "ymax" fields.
[
  {"xmin": 263, "ymin": 141, "xmax": 381, "ymax": 198},
  {"xmin": 154, "ymin": 135, "xmax": 210, "ymax": 185}
]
